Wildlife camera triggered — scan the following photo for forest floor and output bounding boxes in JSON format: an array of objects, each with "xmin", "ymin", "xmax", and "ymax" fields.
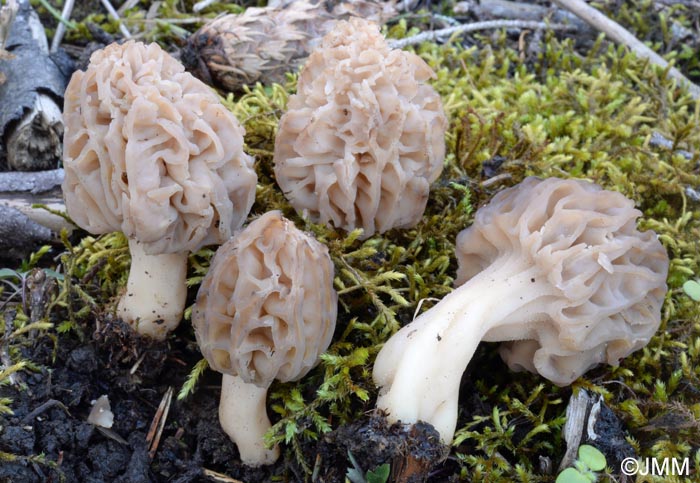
[{"xmin": 1, "ymin": 1, "xmax": 700, "ymax": 482}]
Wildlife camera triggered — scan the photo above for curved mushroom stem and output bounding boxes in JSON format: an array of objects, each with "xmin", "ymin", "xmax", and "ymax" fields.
[
  {"xmin": 219, "ymin": 373, "xmax": 280, "ymax": 466},
  {"xmin": 373, "ymin": 257, "xmax": 556, "ymax": 443},
  {"xmin": 117, "ymin": 238, "xmax": 188, "ymax": 340}
]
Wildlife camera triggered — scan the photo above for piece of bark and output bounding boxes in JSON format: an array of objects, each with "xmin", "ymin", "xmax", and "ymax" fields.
[
  {"xmin": 0, "ymin": 168, "xmax": 70, "ymax": 233},
  {"xmin": 0, "ymin": 192, "xmax": 70, "ymax": 234},
  {"xmin": 0, "ymin": 205, "xmax": 55, "ymax": 248},
  {"xmin": 559, "ymin": 389, "xmax": 636, "ymax": 474},
  {"xmin": 0, "ymin": 0, "xmax": 73, "ymax": 171},
  {"xmin": 0, "ymin": 167, "xmax": 65, "ymax": 193},
  {"xmin": 0, "ymin": 168, "xmax": 72, "ymax": 258}
]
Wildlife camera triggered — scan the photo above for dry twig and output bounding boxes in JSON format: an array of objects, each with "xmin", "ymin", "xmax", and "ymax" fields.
[
  {"xmin": 98, "ymin": 0, "xmax": 131, "ymax": 39},
  {"xmin": 552, "ymin": 0, "xmax": 700, "ymax": 100},
  {"xmin": 50, "ymin": 0, "xmax": 74, "ymax": 53},
  {"xmin": 146, "ymin": 386, "xmax": 174, "ymax": 460},
  {"xmin": 388, "ymin": 19, "xmax": 578, "ymax": 49},
  {"xmin": 22, "ymin": 399, "xmax": 71, "ymax": 423},
  {"xmin": 202, "ymin": 468, "xmax": 246, "ymax": 483}
]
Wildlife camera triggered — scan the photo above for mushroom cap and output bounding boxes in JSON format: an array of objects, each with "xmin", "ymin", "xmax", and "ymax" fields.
[
  {"xmin": 192, "ymin": 211, "xmax": 337, "ymax": 386},
  {"xmin": 62, "ymin": 41, "xmax": 257, "ymax": 255},
  {"xmin": 184, "ymin": 0, "xmax": 397, "ymax": 90},
  {"xmin": 455, "ymin": 177, "xmax": 669, "ymax": 385},
  {"xmin": 273, "ymin": 17, "xmax": 446, "ymax": 238}
]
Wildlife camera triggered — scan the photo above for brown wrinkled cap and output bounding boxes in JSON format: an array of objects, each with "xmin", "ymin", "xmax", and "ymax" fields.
[
  {"xmin": 62, "ymin": 41, "xmax": 257, "ymax": 254},
  {"xmin": 455, "ymin": 177, "xmax": 669, "ymax": 386},
  {"xmin": 274, "ymin": 17, "xmax": 446, "ymax": 238},
  {"xmin": 192, "ymin": 211, "xmax": 337, "ymax": 386},
  {"xmin": 184, "ymin": 0, "xmax": 397, "ymax": 90}
]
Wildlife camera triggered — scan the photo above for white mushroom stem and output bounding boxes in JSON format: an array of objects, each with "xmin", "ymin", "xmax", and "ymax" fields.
[
  {"xmin": 219, "ymin": 373, "xmax": 280, "ymax": 466},
  {"xmin": 373, "ymin": 256, "xmax": 557, "ymax": 444},
  {"xmin": 117, "ymin": 238, "xmax": 188, "ymax": 340}
]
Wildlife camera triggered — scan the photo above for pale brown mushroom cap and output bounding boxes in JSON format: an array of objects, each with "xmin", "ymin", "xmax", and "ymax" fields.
[
  {"xmin": 192, "ymin": 211, "xmax": 337, "ymax": 386},
  {"xmin": 62, "ymin": 41, "xmax": 257, "ymax": 254},
  {"xmin": 274, "ymin": 17, "xmax": 446, "ymax": 238},
  {"xmin": 455, "ymin": 177, "xmax": 669, "ymax": 385}
]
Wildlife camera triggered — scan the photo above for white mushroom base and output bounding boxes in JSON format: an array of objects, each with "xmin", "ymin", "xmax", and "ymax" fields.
[
  {"xmin": 373, "ymin": 260, "xmax": 556, "ymax": 443},
  {"xmin": 219, "ymin": 373, "xmax": 280, "ymax": 466},
  {"xmin": 117, "ymin": 239, "xmax": 188, "ymax": 340}
]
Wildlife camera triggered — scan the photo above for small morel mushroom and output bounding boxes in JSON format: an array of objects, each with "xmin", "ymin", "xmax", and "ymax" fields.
[
  {"xmin": 192, "ymin": 211, "xmax": 337, "ymax": 466},
  {"xmin": 62, "ymin": 41, "xmax": 257, "ymax": 340},
  {"xmin": 373, "ymin": 177, "xmax": 669, "ymax": 443},
  {"xmin": 182, "ymin": 0, "xmax": 397, "ymax": 91},
  {"xmin": 274, "ymin": 17, "xmax": 447, "ymax": 239}
]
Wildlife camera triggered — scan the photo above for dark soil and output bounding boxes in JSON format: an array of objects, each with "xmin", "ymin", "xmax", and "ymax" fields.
[
  {"xmin": 0, "ymin": 313, "xmax": 274, "ymax": 482},
  {"xmin": 0, "ymin": 309, "xmax": 452, "ymax": 483}
]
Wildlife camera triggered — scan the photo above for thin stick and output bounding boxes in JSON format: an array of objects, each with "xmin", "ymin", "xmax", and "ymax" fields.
[
  {"xmin": 98, "ymin": 0, "xmax": 131, "ymax": 39},
  {"xmin": 388, "ymin": 19, "xmax": 578, "ymax": 50},
  {"xmin": 146, "ymin": 386, "xmax": 174, "ymax": 460},
  {"xmin": 50, "ymin": 0, "xmax": 75, "ymax": 53},
  {"xmin": 552, "ymin": 0, "xmax": 700, "ymax": 100},
  {"xmin": 117, "ymin": 0, "xmax": 141, "ymax": 15},
  {"xmin": 201, "ymin": 468, "xmax": 246, "ymax": 483},
  {"xmin": 22, "ymin": 399, "xmax": 71, "ymax": 423},
  {"xmin": 193, "ymin": 0, "xmax": 218, "ymax": 12},
  {"xmin": 129, "ymin": 352, "xmax": 146, "ymax": 375}
]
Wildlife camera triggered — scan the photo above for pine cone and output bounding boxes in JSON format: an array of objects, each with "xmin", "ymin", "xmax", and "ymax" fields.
[{"xmin": 182, "ymin": 0, "xmax": 396, "ymax": 91}]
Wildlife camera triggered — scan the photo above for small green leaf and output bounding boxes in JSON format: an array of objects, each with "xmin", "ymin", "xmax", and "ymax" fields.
[
  {"xmin": 578, "ymin": 445, "xmax": 606, "ymax": 472},
  {"xmin": 366, "ymin": 463, "xmax": 390, "ymax": 483},
  {"xmin": 42, "ymin": 269, "xmax": 65, "ymax": 281},
  {"xmin": 682, "ymin": 280, "xmax": 700, "ymax": 302},
  {"xmin": 345, "ymin": 467, "xmax": 365, "ymax": 483},
  {"xmin": 0, "ymin": 268, "xmax": 19, "ymax": 279},
  {"xmin": 556, "ymin": 467, "xmax": 590, "ymax": 483},
  {"xmin": 346, "ymin": 450, "xmax": 365, "ymax": 483},
  {"xmin": 284, "ymin": 421, "xmax": 298, "ymax": 444}
]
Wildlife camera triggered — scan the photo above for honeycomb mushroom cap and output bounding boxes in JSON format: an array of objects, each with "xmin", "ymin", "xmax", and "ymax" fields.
[
  {"xmin": 455, "ymin": 176, "xmax": 669, "ymax": 385},
  {"xmin": 274, "ymin": 17, "xmax": 446, "ymax": 238},
  {"xmin": 193, "ymin": 211, "xmax": 337, "ymax": 386},
  {"xmin": 62, "ymin": 40, "xmax": 257, "ymax": 255}
]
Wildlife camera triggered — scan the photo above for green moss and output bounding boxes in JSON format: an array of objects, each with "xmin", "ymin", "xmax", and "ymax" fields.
[{"xmin": 594, "ymin": 0, "xmax": 700, "ymax": 83}]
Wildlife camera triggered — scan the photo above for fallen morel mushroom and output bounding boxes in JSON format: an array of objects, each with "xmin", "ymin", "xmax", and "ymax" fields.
[
  {"xmin": 62, "ymin": 40, "xmax": 257, "ymax": 340},
  {"xmin": 274, "ymin": 17, "xmax": 447, "ymax": 238},
  {"xmin": 373, "ymin": 177, "xmax": 669, "ymax": 443},
  {"xmin": 182, "ymin": 0, "xmax": 397, "ymax": 91},
  {"xmin": 192, "ymin": 211, "xmax": 337, "ymax": 466}
]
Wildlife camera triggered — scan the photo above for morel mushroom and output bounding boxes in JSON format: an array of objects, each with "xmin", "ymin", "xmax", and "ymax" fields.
[
  {"xmin": 274, "ymin": 17, "xmax": 447, "ymax": 239},
  {"xmin": 182, "ymin": 0, "xmax": 397, "ymax": 91},
  {"xmin": 192, "ymin": 211, "xmax": 337, "ymax": 465},
  {"xmin": 62, "ymin": 41, "xmax": 257, "ymax": 340},
  {"xmin": 373, "ymin": 177, "xmax": 669, "ymax": 443}
]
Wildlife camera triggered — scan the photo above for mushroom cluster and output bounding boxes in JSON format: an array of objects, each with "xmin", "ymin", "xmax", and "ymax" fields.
[
  {"xmin": 192, "ymin": 211, "xmax": 337, "ymax": 465},
  {"xmin": 274, "ymin": 17, "xmax": 447, "ymax": 238},
  {"xmin": 373, "ymin": 177, "xmax": 669, "ymax": 443},
  {"xmin": 62, "ymin": 40, "xmax": 257, "ymax": 339}
]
